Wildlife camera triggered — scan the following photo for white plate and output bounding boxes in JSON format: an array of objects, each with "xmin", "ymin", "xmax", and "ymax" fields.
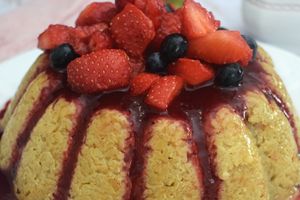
[{"xmin": 0, "ymin": 44, "xmax": 299, "ymax": 113}]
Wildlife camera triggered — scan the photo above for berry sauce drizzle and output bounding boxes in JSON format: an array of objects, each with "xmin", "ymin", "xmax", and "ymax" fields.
[{"xmin": 0, "ymin": 51, "xmax": 299, "ymax": 200}]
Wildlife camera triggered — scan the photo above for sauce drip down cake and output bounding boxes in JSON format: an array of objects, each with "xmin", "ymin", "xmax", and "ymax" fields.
[{"xmin": 0, "ymin": 0, "xmax": 300, "ymax": 199}]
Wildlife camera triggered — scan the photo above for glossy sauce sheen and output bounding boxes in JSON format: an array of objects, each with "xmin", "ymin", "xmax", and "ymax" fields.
[{"xmin": 0, "ymin": 53, "xmax": 298, "ymax": 200}]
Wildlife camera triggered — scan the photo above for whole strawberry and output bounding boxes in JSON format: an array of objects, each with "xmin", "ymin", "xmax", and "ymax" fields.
[{"xmin": 67, "ymin": 49, "xmax": 132, "ymax": 93}]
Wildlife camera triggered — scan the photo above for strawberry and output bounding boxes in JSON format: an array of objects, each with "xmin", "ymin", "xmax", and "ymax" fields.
[
  {"xmin": 182, "ymin": 0, "xmax": 220, "ymax": 39},
  {"xmin": 134, "ymin": 0, "xmax": 147, "ymax": 10},
  {"xmin": 152, "ymin": 13, "xmax": 182, "ymax": 49},
  {"xmin": 67, "ymin": 49, "xmax": 132, "ymax": 93},
  {"xmin": 38, "ymin": 23, "xmax": 109, "ymax": 55},
  {"xmin": 145, "ymin": 75, "xmax": 184, "ymax": 110},
  {"xmin": 144, "ymin": 0, "xmax": 167, "ymax": 29},
  {"xmin": 72, "ymin": 23, "xmax": 109, "ymax": 40},
  {"xmin": 129, "ymin": 57, "xmax": 146, "ymax": 77},
  {"xmin": 188, "ymin": 30, "xmax": 253, "ymax": 66},
  {"xmin": 88, "ymin": 31, "xmax": 113, "ymax": 52},
  {"xmin": 130, "ymin": 73, "xmax": 160, "ymax": 96},
  {"xmin": 116, "ymin": 0, "xmax": 134, "ymax": 11},
  {"xmin": 75, "ymin": 2, "xmax": 117, "ymax": 26},
  {"xmin": 111, "ymin": 4, "xmax": 155, "ymax": 56},
  {"xmin": 170, "ymin": 58, "xmax": 214, "ymax": 85},
  {"xmin": 38, "ymin": 24, "xmax": 72, "ymax": 50}
]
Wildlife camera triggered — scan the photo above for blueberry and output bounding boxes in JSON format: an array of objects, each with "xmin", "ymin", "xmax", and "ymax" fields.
[
  {"xmin": 165, "ymin": 3, "xmax": 174, "ymax": 13},
  {"xmin": 146, "ymin": 52, "xmax": 167, "ymax": 74},
  {"xmin": 242, "ymin": 35, "xmax": 258, "ymax": 60},
  {"xmin": 50, "ymin": 43, "xmax": 79, "ymax": 72},
  {"xmin": 160, "ymin": 33, "xmax": 188, "ymax": 63},
  {"xmin": 215, "ymin": 63, "xmax": 244, "ymax": 88}
]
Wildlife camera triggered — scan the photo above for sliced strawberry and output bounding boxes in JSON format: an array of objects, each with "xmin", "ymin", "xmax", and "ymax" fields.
[
  {"xmin": 170, "ymin": 58, "xmax": 214, "ymax": 85},
  {"xmin": 145, "ymin": 75, "xmax": 184, "ymax": 110},
  {"xmin": 144, "ymin": 0, "xmax": 167, "ymax": 29},
  {"xmin": 130, "ymin": 73, "xmax": 160, "ymax": 96},
  {"xmin": 38, "ymin": 23, "xmax": 109, "ymax": 55},
  {"xmin": 182, "ymin": 0, "xmax": 219, "ymax": 39},
  {"xmin": 111, "ymin": 4, "xmax": 155, "ymax": 56},
  {"xmin": 134, "ymin": 0, "xmax": 147, "ymax": 10},
  {"xmin": 38, "ymin": 24, "xmax": 72, "ymax": 50},
  {"xmin": 72, "ymin": 23, "xmax": 109, "ymax": 40},
  {"xmin": 129, "ymin": 57, "xmax": 146, "ymax": 77},
  {"xmin": 188, "ymin": 30, "xmax": 253, "ymax": 66},
  {"xmin": 67, "ymin": 49, "xmax": 132, "ymax": 93},
  {"xmin": 88, "ymin": 31, "xmax": 113, "ymax": 52},
  {"xmin": 152, "ymin": 13, "xmax": 182, "ymax": 49},
  {"xmin": 116, "ymin": 0, "xmax": 134, "ymax": 11},
  {"xmin": 75, "ymin": 2, "xmax": 117, "ymax": 26}
]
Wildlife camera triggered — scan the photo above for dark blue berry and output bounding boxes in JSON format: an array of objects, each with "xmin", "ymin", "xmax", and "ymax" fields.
[
  {"xmin": 165, "ymin": 3, "xmax": 174, "ymax": 13},
  {"xmin": 160, "ymin": 33, "xmax": 188, "ymax": 63},
  {"xmin": 217, "ymin": 27, "xmax": 228, "ymax": 30},
  {"xmin": 215, "ymin": 63, "xmax": 244, "ymax": 88},
  {"xmin": 146, "ymin": 52, "xmax": 167, "ymax": 74},
  {"xmin": 50, "ymin": 43, "xmax": 79, "ymax": 72},
  {"xmin": 242, "ymin": 35, "xmax": 258, "ymax": 60}
]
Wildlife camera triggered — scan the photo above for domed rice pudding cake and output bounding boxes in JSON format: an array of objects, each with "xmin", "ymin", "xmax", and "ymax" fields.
[{"xmin": 0, "ymin": 0, "xmax": 300, "ymax": 199}]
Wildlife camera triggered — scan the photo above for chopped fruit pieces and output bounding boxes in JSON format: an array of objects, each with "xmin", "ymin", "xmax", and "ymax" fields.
[
  {"xmin": 50, "ymin": 44, "xmax": 79, "ymax": 73},
  {"xmin": 88, "ymin": 31, "xmax": 113, "ymax": 52},
  {"xmin": 129, "ymin": 57, "xmax": 146, "ymax": 77},
  {"xmin": 215, "ymin": 63, "xmax": 244, "ymax": 88},
  {"xmin": 170, "ymin": 58, "xmax": 214, "ymax": 85},
  {"xmin": 144, "ymin": 0, "xmax": 167, "ymax": 29},
  {"xmin": 160, "ymin": 33, "xmax": 188, "ymax": 63},
  {"xmin": 134, "ymin": 0, "xmax": 147, "ymax": 10},
  {"xmin": 115, "ymin": 0, "xmax": 134, "ymax": 10},
  {"xmin": 146, "ymin": 52, "xmax": 167, "ymax": 74},
  {"xmin": 242, "ymin": 35, "xmax": 258, "ymax": 60},
  {"xmin": 75, "ymin": 2, "xmax": 117, "ymax": 26},
  {"xmin": 72, "ymin": 23, "xmax": 109, "ymax": 40},
  {"xmin": 111, "ymin": 4, "xmax": 155, "ymax": 56},
  {"xmin": 182, "ymin": 0, "xmax": 219, "ymax": 39},
  {"xmin": 67, "ymin": 49, "xmax": 132, "ymax": 93},
  {"xmin": 145, "ymin": 75, "xmax": 184, "ymax": 110},
  {"xmin": 38, "ymin": 25, "xmax": 72, "ymax": 50},
  {"xmin": 188, "ymin": 30, "xmax": 253, "ymax": 66},
  {"xmin": 152, "ymin": 13, "xmax": 182, "ymax": 49},
  {"xmin": 38, "ymin": 23, "xmax": 109, "ymax": 55},
  {"xmin": 130, "ymin": 73, "xmax": 160, "ymax": 96}
]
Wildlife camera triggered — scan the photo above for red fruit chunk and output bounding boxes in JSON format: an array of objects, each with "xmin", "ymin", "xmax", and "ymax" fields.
[
  {"xmin": 182, "ymin": 0, "xmax": 219, "ymax": 39},
  {"xmin": 134, "ymin": 0, "xmax": 147, "ymax": 10},
  {"xmin": 116, "ymin": 0, "xmax": 134, "ymax": 10},
  {"xmin": 67, "ymin": 49, "xmax": 132, "ymax": 93},
  {"xmin": 38, "ymin": 23, "xmax": 109, "ymax": 55},
  {"xmin": 170, "ymin": 58, "xmax": 214, "ymax": 85},
  {"xmin": 38, "ymin": 25, "xmax": 72, "ymax": 50},
  {"xmin": 188, "ymin": 30, "xmax": 253, "ymax": 66},
  {"xmin": 72, "ymin": 23, "xmax": 109, "ymax": 40},
  {"xmin": 152, "ymin": 13, "xmax": 182, "ymax": 49},
  {"xmin": 130, "ymin": 73, "xmax": 160, "ymax": 96},
  {"xmin": 75, "ymin": 2, "xmax": 117, "ymax": 26},
  {"xmin": 111, "ymin": 4, "xmax": 155, "ymax": 56},
  {"xmin": 144, "ymin": 0, "xmax": 167, "ymax": 29},
  {"xmin": 145, "ymin": 75, "xmax": 184, "ymax": 110},
  {"xmin": 88, "ymin": 31, "xmax": 113, "ymax": 52},
  {"xmin": 129, "ymin": 57, "xmax": 146, "ymax": 77}
]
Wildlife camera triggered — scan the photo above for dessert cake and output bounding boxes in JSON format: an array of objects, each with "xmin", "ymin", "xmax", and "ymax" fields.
[{"xmin": 0, "ymin": 0, "xmax": 299, "ymax": 199}]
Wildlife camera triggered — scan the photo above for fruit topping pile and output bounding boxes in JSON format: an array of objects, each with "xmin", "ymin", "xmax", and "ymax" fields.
[{"xmin": 37, "ymin": 0, "xmax": 257, "ymax": 110}]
